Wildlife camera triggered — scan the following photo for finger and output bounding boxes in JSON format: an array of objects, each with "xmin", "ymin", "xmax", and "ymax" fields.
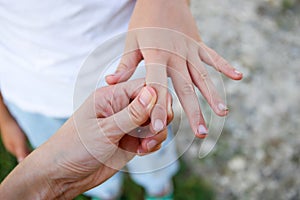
[
  {"xmin": 116, "ymin": 78, "xmax": 146, "ymax": 99},
  {"xmin": 187, "ymin": 55, "xmax": 229, "ymax": 116},
  {"xmin": 167, "ymin": 92, "xmax": 174, "ymax": 124},
  {"xmin": 140, "ymin": 49, "xmax": 169, "ymax": 133},
  {"xmin": 118, "ymin": 134, "xmax": 141, "ymax": 153},
  {"xmin": 145, "ymin": 62, "xmax": 168, "ymax": 133},
  {"xmin": 198, "ymin": 43, "xmax": 243, "ymax": 80},
  {"xmin": 143, "ymin": 49, "xmax": 169, "ymax": 133},
  {"xmin": 168, "ymin": 58, "xmax": 208, "ymax": 138},
  {"xmin": 15, "ymin": 145, "xmax": 30, "ymax": 163},
  {"xmin": 138, "ymin": 128, "xmax": 168, "ymax": 153},
  {"xmin": 105, "ymin": 50, "xmax": 143, "ymax": 85},
  {"xmin": 94, "ymin": 79, "xmax": 145, "ymax": 118},
  {"xmin": 98, "ymin": 86, "xmax": 157, "ymax": 139},
  {"xmin": 140, "ymin": 93, "xmax": 173, "ymax": 134}
]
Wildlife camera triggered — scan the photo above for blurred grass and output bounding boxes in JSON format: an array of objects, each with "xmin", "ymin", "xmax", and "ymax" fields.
[
  {"xmin": 281, "ymin": 0, "xmax": 300, "ymax": 10},
  {"xmin": 0, "ymin": 136, "xmax": 214, "ymax": 200},
  {"xmin": 0, "ymin": 136, "xmax": 17, "ymax": 182}
]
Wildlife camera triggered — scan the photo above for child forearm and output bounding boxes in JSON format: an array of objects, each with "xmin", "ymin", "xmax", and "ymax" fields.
[{"xmin": 0, "ymin": 92, "xmax": 15, "ymax": 127}]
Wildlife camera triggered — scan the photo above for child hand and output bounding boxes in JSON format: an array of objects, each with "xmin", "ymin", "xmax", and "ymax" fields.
[{"xmin": 106, "ymin": 0, "xmax": 243, "ymax": 138}]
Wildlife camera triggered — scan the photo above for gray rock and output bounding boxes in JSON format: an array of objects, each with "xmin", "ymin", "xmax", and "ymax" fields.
[{"xmin": 176, "ymin": 0, "xmax": 300, "ymax": 199}]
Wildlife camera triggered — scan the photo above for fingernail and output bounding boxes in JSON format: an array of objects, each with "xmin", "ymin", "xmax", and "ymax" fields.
[
  {"xmin": 106, "ymin": 72, "xmax": 118, "ymax": 78},
  {"xmin": 198, "ymin": 134, "xmax": 207, "ymax": 139},
  {"xmin": 218, "ymin": 103, "xmax": 228, "ymax": 111},
  {"xmin": 147, "ymin": 140, "xmax": 158, "ymax": 151},
  {"xmin": 139, "ymin": 88, "xmax": 152, "ymax": 106},
  {"xmin": 154, "ymin": 119, "xmax": 164, "ymax": 132},
  {"xmin": 198, "ymin": 125, "xmax": 208, "ymax": 136},
  {"xmin": 234, "ymin": 70, "xmax": 242, "ymax": 75},
  {"xmin": 17, "ymin": 157, "xmax": 24, "ymax": 163}
]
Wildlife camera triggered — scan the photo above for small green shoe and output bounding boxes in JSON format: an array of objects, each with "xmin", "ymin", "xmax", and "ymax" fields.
[
  {"xmin": 145, "ymin": 193, "xmax": 173, "ymax": 200},
  {"xmin": 91, "ymin": 196, "xmax": 121, "ymax": 200},
  {"xmin": 91, "ymin": 197, "xmax": 102, "ymax": 200}
]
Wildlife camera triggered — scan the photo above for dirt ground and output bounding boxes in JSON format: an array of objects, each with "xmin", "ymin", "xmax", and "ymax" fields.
[{"xmin": 176, "ymin": 0, "xmax": 300, "ymax": 199}]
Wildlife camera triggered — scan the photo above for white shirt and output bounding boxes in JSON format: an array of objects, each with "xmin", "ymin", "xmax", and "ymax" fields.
[{"xmin": 0, "ymin": 0, "xmax": 135, "ymax": 117}]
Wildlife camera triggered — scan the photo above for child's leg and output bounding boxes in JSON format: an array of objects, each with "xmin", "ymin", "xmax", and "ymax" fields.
[
  {"xmin": 84, "ymin": 172, "xmax": 123, "ymax": 200},
  {"xmin": 5, "ymin": 101, "xmax": 66, "ymax": 148},
  {"xmin": 127, "ymin": 126, "xmax": 179, "ymax": 197}
]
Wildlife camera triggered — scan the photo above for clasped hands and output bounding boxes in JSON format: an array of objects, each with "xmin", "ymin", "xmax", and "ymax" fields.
[
  {"xmin": 0, "ymin": 80, "xmax": 171, "ymax": 199},
  {"xmin": 0, "ymin": 39, "xmax": 242, "ymax": 199}
]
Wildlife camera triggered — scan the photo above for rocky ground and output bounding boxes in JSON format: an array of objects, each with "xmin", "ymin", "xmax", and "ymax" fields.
[{"xmin": 176, "ymin": 0, "xmax": 300, "ymax": 199}]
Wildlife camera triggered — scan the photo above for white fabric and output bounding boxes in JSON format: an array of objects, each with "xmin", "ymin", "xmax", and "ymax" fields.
[{"xmin": 0, "ymin": 0, "xmax": 135, "ymax": 117}]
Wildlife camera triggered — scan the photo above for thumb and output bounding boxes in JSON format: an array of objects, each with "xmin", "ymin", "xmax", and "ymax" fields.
[
  {"xmin": 105, "ymin": 50, "xmax": 142, "ymax": 85},
  {"xmin": 100, "ymin": 86, "xmax": 157, "ymax": 137}
]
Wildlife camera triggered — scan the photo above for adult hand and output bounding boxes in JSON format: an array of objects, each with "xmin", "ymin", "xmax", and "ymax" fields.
[
  {"xmin": 106, "ymin": 0, "xmax": 243, "ymax": 138},
  {"xmin": 0, "ymin": 79, "xmax": 172, "ymax": 199}
]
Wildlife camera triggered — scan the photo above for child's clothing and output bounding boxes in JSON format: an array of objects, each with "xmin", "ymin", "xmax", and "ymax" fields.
[{"xmin": 0, "ymin": 0, "xmax": 135, "ymax": 117}]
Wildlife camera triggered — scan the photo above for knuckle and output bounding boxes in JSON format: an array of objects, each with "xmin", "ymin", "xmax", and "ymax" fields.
[
  {"xmin": 193, "ymin": 109, "xmax": 202, "ymax": 119},
  {"xmin": 95, "ymin": 86, "xmax": 113, "ymax": 98},
  {"xmin": 211, "ymin": 52, "xmax": 228, "ymax": 70},
  {"xmin": 153, "ymin": 104, "xmax": 167, "ymax": 118},
  {"xmin": 212, "ymin": 52, "xmax": 221, "ymax": 64},
  {"xmin": 117, "ymin": 62, "xmax": 129, "ymax": 72},
  {"xmin": 200, "ymin": 71, "xmax": 209, "ymax": 80},
  {"xmin": 178, "ymin": 82, "xmax": 195, "ymax": 96},
  {"xmin": 156, "ymin": 85, "xmax": 168, "ymax": 96},
  {"xmin": 128, "ymin": 104, "xmax": 145, "ymax": 125},
  {"xmin": 143, "ymin": 49, "xmax": 167, "ymax": 63},
  {"xmin": 170, "ymin": 55, "xmax": 186, "ymax": 66},
  {"xmin": 97, "ymin": 119, "xmax": 112, "ymax": 135},
  {"xmin": 221, "ymin": 60, "xmax": 230, "ymax": 69},
  {"xmin": 191, "ymin": 109, "xmax": 202, "ymax": 124},
  {"xmin": 174, "ymin": 43, "xmax": 188, "ymax": 58}
]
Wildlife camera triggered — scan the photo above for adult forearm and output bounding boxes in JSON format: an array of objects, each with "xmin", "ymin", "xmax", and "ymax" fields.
[
  {"xmin": 0, "ymin": 82, "xmax": 164, "ymax": 199},
  {"xmin": 0, "ymin": 118, "xmax": 109, "ymax": 200},
  {"xmin": 0, "ymin": 131, "xmax": 80, "ymax": 199},
  {"xmin": 0, "ymin": 151, "xmax": 59, "ymax": 199}
]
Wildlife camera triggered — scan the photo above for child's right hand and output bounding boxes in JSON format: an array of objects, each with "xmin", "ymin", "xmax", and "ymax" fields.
[{"xmin": 0, "ymin": 119, "xmax": 30, "ymax": 163}]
